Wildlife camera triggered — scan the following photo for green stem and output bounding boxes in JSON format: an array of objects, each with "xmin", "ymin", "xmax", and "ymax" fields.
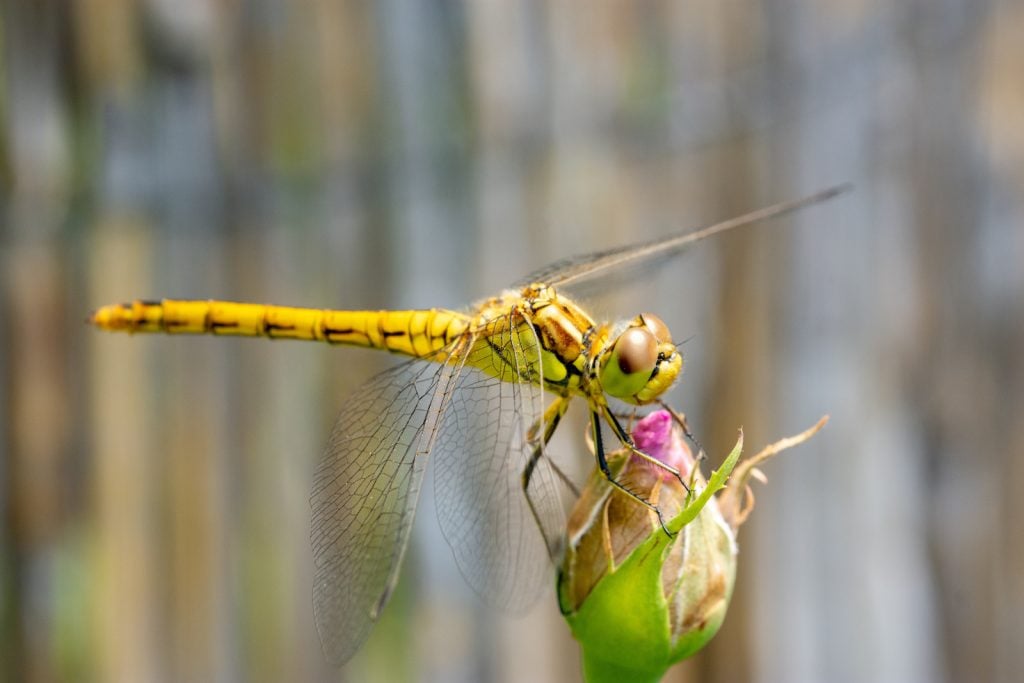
[{"xmin": 582, "ymin": 650, "xmax": 666, "ymax": 683}]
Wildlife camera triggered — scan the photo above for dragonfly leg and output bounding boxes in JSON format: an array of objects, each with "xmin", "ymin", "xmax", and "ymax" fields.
[
  {"xmin": 606, "ymin": 406, "xmax": 641, "ymax": 434},
  {"xmin": 591, "ymin": 410, "xmax": 676, "ymax": 537},
  {"xmin": 601, "ymin": 405, "xmax": 691, "ymax": 495},
  {"xmin": 657, "ymin": 399, "xmax": 707, "ymax": 464},
  {"xmin": 656, "ymin": 400, "xmax": 707, "ymax": 497},
  {"xmin": 521, "ymin": 396, "xmax": 574, "ymax": 559},
  {"xmin": 523, "ymin": 396, "xmax": 577, "ymax": 495}
]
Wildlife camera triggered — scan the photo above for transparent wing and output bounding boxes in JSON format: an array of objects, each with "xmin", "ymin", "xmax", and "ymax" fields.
[
  {"xmin": 432, "ymin": 309, "xmax": 567, "ymax": 612},
  {"xmin": 311, "ymin": 354, "xmax": 461, "ymax": 665},
  {"xmin": 515, "ymin": 185, "xmax": 848, "ymax": 288}
]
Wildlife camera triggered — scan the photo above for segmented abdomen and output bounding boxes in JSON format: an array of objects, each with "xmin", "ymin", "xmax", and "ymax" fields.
[{"xmin": 90, "ymin": 300, "xmax": 471, "ymax": 359}]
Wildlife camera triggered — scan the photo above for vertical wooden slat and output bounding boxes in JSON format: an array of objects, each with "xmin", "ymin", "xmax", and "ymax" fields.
[
  {"xmin": 3, "ymin": 2, "xmax": 78, "ymax": 682},
  {"xmin": 88, "ymin": 220, "xmax": 160, "ymax": 683},
  {"xmin": 677, "ymin": 4, "xmax": 764, "ymax": 677},
  {"xmin": 361, "ymin": 2, "xmax": 483, "ymax": 681},
  {"xmin": 72, "ymin": 0, "xmax": 141, "ymax": 92},
  {"xmin": 979, "ymin": 5, "xmax": 1024, "ymax": 679},
  {"xmin": 162, "ymin": 240, "xmax": 229, "ymax": 683},
  {"xmin": 907, "ymin": 4, "xmax": 1005, "ymax": 682},
  {"xmin": 4, "ymin": 243, "xmax": 71, "ymax": 683}
]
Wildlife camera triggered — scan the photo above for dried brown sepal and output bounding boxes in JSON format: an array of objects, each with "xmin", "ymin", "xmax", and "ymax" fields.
[{"xmin": 717, "ymin": 415, "xmax": 830, "ymax": 530}]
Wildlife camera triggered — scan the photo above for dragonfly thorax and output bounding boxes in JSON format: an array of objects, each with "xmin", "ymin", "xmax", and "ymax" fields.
[
  {"xmin": 593, "ymin": 312, "xmax": 682, "ymax": 405},
  {"xmin": 516, "ymin": 284, "xmax": 682, "ymax": 405}
]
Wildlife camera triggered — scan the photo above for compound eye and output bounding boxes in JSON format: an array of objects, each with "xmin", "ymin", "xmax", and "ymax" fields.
[
  {"xmin": 640, "ymin": 312, "xmax": 672, "ymax": 345},
  {"xmin": 615, "ymin": 327, "xmax": 658, "ymax": 376},
  {"xmin": 600, "ymin": 326, "xmax": 662, "ymax": 401}
]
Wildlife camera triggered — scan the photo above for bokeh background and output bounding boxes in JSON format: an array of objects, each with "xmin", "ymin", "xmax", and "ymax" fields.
[{"xmin": 2, "ymin": 1, "xmax": 1023, "ymax": 682}]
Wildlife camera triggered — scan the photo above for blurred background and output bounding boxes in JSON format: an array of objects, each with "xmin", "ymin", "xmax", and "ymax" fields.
[{"xmin": 2, "ymin": 1, "xmax": 1022, "ymax": 682}]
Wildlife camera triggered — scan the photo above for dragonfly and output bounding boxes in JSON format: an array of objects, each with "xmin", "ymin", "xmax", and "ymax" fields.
[{"xmin": 90, "ymin": 185, "xmax": 845, "ymax": 664}]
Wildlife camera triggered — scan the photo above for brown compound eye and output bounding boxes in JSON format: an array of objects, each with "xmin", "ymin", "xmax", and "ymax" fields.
[
  {"xmin": 639, "ymin": 312, "xmax": 672, "ymax": 345},
  {"xmin": 615, "ymin": 327, "xmax": 658, "ymax": 375}
]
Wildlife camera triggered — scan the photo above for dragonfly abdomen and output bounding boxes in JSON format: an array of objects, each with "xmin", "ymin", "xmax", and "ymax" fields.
[{"xmin": 90, "ymin": 300, "xmax": 470, "ymax": 359}]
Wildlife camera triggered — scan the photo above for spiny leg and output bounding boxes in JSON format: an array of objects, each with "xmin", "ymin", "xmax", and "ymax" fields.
[
  {"xmin": 601, "ymin": 405, "xmax": 691, "ymax": 495},
  {"xmin": 606, "ymin": 404, "xmax": 700, "ymax": 469},
  {"xmin": 606, "ymin": 407, "xmax": 639, "ymax": 424},
  {"xmin": 591, "ymin": 410, "xmax": 675, "ymax": 537},
  {"xmin": 657, "ymin": 399, "xmax": 708, "ymax": 464},
  {"xmin": 523, "ymin": 396, "xmax": 578, "ymax": 496},
  {"xmin": 656, "ymin": 400, "xmax": 707, "ymax": 497},
  {"xmin": 521, "ymin": 396, "xmax": 574, "ymax": 559}
]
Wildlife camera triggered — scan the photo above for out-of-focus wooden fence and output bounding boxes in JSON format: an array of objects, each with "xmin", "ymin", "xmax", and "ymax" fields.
[{"xmin": 2, "ymin": 2, "xmax": 1023, "ymax": 682}]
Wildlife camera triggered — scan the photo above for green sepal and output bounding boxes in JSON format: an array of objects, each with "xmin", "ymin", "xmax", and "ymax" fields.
[
  {"xmin": 668, "ymin": 431, "xmax": 743, "ymax": 535},
  {"xmin": 563, "ymin": 433, "xmax": 744, "ymax": 683}
]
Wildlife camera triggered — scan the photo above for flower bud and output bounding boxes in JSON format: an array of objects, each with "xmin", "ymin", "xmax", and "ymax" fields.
[
  {"xmin": 557, "ymin": 410, "xmax": 828, "ymax": 682},
  {"xmin": 558, "ymin": 411, "xmax": 741, "ymax": 683}
]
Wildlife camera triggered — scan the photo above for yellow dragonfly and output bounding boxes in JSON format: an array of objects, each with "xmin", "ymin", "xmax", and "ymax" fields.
[{"xmin": 91, "ymin": 186, "xmax": 844, "ymax": 664}]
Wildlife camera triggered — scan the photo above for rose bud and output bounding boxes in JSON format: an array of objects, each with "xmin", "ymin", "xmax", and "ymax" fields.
[{"xmin": 558, "ymin": 409, "xmax": 827, "ymax": 682}]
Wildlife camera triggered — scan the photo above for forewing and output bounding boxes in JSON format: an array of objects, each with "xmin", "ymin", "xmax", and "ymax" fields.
[
  {"xmin": 432, "ymin": 310, "xmax": 567, "ymax": 612},
  {"xmin": 514, "ymin": 186, "xmax": 848, "ymax": 288},
  {"xmin": 311, "ymin": 355, "xmax": 459, "ymax": 665}
]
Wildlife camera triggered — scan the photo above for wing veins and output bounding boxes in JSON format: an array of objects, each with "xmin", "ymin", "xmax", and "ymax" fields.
[
  {"xmin": 520, "ymin": 184, "xmax": 850, "ymax": 288},
  {"xmin": 311, "ymin": 340, "xmax": 469, "ymax": 664}
]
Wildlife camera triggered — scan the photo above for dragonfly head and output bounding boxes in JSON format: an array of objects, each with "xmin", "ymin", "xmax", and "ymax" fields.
[{"xmin": 597, "ymin": 313, "xmax": 683, "ymax": 405}]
